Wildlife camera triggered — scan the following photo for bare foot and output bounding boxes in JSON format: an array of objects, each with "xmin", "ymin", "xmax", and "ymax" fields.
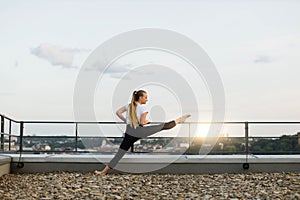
[
  {"xmin": 94, "ymin": 165, "xmax": 111, "ymax": 175},
  {"xmin": 175, "ymin": 114, "xmax": 191, "ymax": 124}
]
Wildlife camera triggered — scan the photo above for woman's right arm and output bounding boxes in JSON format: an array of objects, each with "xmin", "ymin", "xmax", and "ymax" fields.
[{"xmin": 116, "ymin": 106, "xmax": 127, "ymax": 123}]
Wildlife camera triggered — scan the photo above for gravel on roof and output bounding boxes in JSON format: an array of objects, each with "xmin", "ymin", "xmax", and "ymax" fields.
[{"xmin": 0, "ymin": 172, "xmax": 299, "ymax": 199}]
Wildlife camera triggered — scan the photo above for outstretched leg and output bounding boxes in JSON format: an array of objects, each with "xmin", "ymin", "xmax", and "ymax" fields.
[
  {"xmin": 127, "ymin": 114, "xmax": 191, "ymax": 138},
  {"xmin": 128, "ymin": 121, "xmax": 175, "ymax": 138}
]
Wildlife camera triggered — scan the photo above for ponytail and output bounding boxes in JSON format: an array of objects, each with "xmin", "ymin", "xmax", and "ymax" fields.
[{"xmin": 128, "ymin": 90, "xmax": 146, "ymax": 128}]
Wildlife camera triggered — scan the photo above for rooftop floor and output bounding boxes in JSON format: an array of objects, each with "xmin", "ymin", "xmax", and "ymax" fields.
[{"xmin": 0, "ymin": 171, "xmax": 299, "ymax": 199}]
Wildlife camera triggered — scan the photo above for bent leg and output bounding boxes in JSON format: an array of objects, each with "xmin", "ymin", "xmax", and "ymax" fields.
[{"xmin": 108, "ymin": 133, "xmax": 140, "ymax": 169}]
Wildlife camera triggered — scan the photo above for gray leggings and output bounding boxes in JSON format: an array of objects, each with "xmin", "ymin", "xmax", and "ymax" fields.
[{"xmin": 108, "ymin": 121, "xmax": 176, "ymax": 169}]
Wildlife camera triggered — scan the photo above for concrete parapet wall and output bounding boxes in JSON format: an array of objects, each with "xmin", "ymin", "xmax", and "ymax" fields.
[
  {"xmin": 0, "ymin": 156, "xmax": 11, "ymax": 177},
  {"xmin": 5, "ymin": 154, "xmax": 300, "ymax": 174}
]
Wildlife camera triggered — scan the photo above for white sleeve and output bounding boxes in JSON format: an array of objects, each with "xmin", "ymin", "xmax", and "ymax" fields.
[{"xmin": 140, "ymin": 105, "xmax": 148, "ymax": 114}]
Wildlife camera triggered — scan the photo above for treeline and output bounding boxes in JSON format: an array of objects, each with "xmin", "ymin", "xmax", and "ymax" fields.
[
  {"xmin": 250, "ymin": 135, "xmax": 300, "ymax": 154},
  {"xmin": 187, "ymin": 134, "xmax": 300, "ymax": 155}
]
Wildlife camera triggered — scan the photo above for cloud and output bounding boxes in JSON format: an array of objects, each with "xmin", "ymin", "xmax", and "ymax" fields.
[
  {"xmin": 254, "ymin": 55, "xmax": 271, "ymax": 63},
  {"xmin": 30, "ymin": 43, "xmax": 90, "ymax": 68},
  {"xmin": 30, "ymin": 44, "xmax": 139, "ymax": 77},
  {"xmin": 85, "ymin": 59, "xmax": 134, "ymax": 78},
  {"xmin": 86, "ymin": 64, "xmax": 157, "ymax": 81}
]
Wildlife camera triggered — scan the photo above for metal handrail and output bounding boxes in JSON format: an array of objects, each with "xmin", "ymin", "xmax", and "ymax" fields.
[
  {"xmin": 0, "ymin": 132, "xmax": 20, "ymax": 137},
  {"xmin": 0, "ymin": 114, "xmax": 20, "ymax": 123}
]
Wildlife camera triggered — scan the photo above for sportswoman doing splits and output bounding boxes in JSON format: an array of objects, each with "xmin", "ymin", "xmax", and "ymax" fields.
[{"xmin": 94, "ymin": 90, "xmax": 191, "ymax": 175}]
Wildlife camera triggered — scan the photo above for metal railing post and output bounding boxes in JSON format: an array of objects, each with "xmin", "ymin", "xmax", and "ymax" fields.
[
  {"xmin": 130, "ymin": 143, "xmax": 134, "ymax": 152},
  {"xmin": 9, "ymin": 120, "xmax": 12, "ymax": 151},
  {"xmin": 75, "ymin": 123, "xmax": 78, "ymax": 152},
  {"xmin": 245, "ymin": 121, "xmax": 249, "ymax": 161},
  {"xmin": 188, "ymin": 123, "xmax": 191, "ymax": 155},
  {"xmin": 19, "ymin": 121, "xmax": 24, "ymax": 152},
  {"xmin": 1, "ymin": 115, "xmax": 4, "ymax": 151},
  {"xmin": 242, "ymin": 121, "xmax": 251, "ymax": 169}
]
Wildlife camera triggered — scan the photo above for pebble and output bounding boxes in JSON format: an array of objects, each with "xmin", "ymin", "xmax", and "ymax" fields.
[{"xmin": 0, "ymin": 172, "xmax": 299, "ymax": 199}]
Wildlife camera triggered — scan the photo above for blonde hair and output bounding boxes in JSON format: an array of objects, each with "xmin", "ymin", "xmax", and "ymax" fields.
[{"xmin": 129, "ymin": 90, "xmax": 146, "ymax": 128}]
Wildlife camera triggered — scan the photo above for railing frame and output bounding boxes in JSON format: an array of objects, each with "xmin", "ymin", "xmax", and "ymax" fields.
[
  {"xmin": 0, "ymin": 115, "xmax": 4, "ymax": 150},
  {"xmin": 1, "ymin": 113, "xmax": 300, "ymax": 156}
]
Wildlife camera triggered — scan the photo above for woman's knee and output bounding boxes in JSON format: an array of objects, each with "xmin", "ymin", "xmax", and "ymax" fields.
[{"xmin": 119, "ymin": 133, "xmax": 139, "ymax": 151}]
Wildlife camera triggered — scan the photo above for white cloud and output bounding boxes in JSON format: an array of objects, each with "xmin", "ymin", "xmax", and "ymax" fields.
[
  {"xmin": 85, "ymin": 58, "xmax": 138, "ymax": 79},
  {"xmin": 30, "ymin": 43, "xmax": 90, "ymax": 68}
]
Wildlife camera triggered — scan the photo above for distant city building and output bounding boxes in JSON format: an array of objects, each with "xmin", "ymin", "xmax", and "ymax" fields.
[{"xmin": 179, "ymin": 143, "xmax": 189, "ymax": 148}]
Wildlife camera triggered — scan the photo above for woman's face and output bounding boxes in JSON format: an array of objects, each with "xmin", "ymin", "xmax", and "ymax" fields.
[{"xmin": 139, "ymin": 92, "xmax": 148, "ymax": 104}]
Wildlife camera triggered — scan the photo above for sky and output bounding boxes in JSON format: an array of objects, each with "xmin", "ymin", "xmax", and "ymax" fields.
[{"xmin": 0, "ymin": 0, "xmax": 300, "ymax": 137}]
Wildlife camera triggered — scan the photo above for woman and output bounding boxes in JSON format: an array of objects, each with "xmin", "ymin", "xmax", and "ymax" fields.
[{"xmin": 95, "ymin": 90, "xmax": 191, "ymax": 175}]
